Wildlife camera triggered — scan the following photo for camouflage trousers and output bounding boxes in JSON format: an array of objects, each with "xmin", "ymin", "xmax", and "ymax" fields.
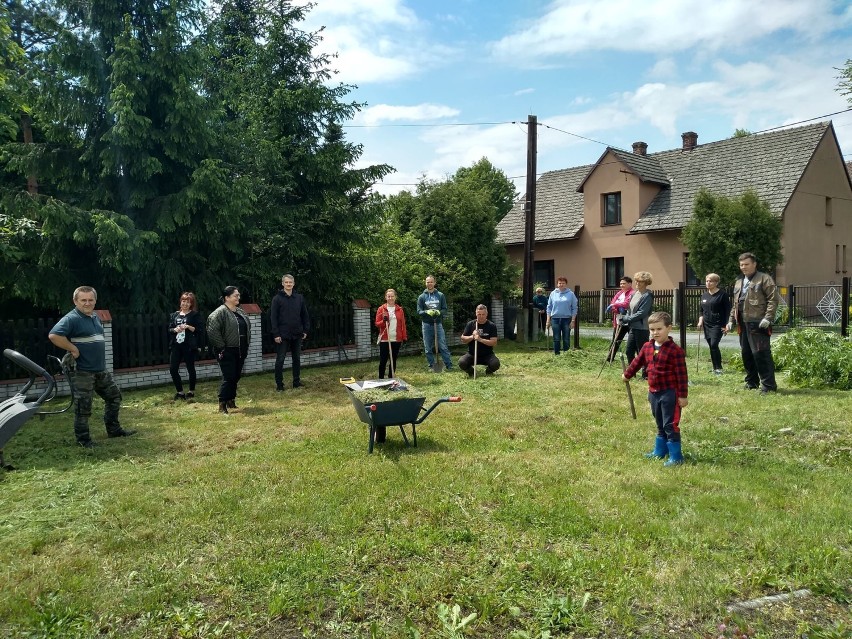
[{"xmin": 73, "ymin": 370, "xmax": 123, "ymax": 444}]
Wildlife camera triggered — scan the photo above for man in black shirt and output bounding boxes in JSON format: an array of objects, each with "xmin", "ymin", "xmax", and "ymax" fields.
[{"xmin": 459, "ymin": 305, "xmax": 501, "ymax": 376}]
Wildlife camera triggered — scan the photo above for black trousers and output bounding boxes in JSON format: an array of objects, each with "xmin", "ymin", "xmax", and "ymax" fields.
[
  {"xmin": 217, "ymin": 346, "xmax": 246, "ymax": 402},
  {"xmin": 275, "ymin": 337, "xmax": 302, "ymax": 387},
  {"xmin": 702, "ymin": 324, "xmax": 724, "ymax": 370},
  {"xmin": 740, "ymin": 321, "xmax": 776, "ymax": 390},
  {"xmin": 458, "ymin": 352, "xmax": 501, "ymax": 374},
  {"xmin": 378, "ymin": 341, "xmax": 401, "ymax": 379},
  {"xmin": 169, "ymin": 345, "xmax": 197, "ymax": 392}
]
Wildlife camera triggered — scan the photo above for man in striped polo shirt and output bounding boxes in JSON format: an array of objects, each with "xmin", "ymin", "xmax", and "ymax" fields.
[{"xmin": 49, "ymin": 286, "xmax": 136, "ymax": 448}]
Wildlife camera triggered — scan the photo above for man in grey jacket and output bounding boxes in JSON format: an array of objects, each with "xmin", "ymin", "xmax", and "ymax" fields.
[{"xmin": 727, "ymin": 253, "xmax": 778, "ymax": 393}]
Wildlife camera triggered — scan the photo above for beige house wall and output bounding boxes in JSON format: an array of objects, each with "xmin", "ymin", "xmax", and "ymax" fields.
[
  {"xmin": 778, "ymin": 134, "xmax": 852, "ymax": 286},
  {"xmin": 505, "ymin": 131, "xmax": 852, "ymax": 293}
]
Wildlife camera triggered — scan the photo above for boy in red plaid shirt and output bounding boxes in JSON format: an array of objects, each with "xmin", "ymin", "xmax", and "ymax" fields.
[{"xmin": 623, "ymin": 311, "xmax": 688, "ymax": 466}]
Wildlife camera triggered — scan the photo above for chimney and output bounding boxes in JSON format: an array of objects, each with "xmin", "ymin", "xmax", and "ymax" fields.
[
  {"xmin": 681, "ymin": 131, "xmax": 698, "ymax": 151},
  {"xmin": 632, "ymin": 141, "xmax": 648, "ymax": 156}
]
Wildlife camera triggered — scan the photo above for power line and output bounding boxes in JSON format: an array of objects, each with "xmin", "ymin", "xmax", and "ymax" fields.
[
  {"xmin": 538, "ymin": 122, "xmax": 616, "ymax": 148},
  {"xmin": 343, "ymin": 120, "xmax": 515, "ymax": 128}
]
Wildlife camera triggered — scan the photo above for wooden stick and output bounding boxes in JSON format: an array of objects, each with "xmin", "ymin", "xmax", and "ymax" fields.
[{"xmin": 620, "ymin": 353, "xmax": 637, "ymax": 420}]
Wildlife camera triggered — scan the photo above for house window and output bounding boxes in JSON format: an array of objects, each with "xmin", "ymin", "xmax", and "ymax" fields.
[
  {"xmin": 534, "ymin": 260, "xmax": 555, "ymax": 291},
  {"xmin": 826, "ymin": 197, "xmax": 833, "ymax": 226},
  {"xmin": 684, "ymin": 255, "xmax": 701, "ymax": 286},
  {"xmin": 603, "ymin": 193, "xmax": 621, "ymax": 225},
  {"xmin": 604, "ymin": 257, "xmax": 624, "ymax": 288}
]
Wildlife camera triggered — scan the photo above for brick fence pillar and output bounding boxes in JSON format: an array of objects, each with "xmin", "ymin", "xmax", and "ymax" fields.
[
  {"xmin": 96, "ymin": 309, "xmax": 114, "ymax": 372},
  {"xmin": 241, "ymin": 304, "xmax": 264, "ymax": 374},
  {"xmin": 491, "ymin": 295, "xmax": 504, "ymax": 339},
  {"xmin": 353, "ymin": 299, "xmax": 373, "ymax": 361}
]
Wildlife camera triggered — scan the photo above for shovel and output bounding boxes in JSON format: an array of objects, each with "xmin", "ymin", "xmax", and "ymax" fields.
[
  {"xmin": 385, "ymin": 320, "xmax": 396, "ymax": 380},
  {"xmin": 473, "ymin": 327, "xmax": 478, "ymax": 380},
  {"xmin": 431, "ymin": 319, "xmax": 444, "ymax": 373}
]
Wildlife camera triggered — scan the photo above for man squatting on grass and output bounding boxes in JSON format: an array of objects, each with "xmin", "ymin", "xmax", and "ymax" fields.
[
  {"xmin": 49, "ymin": 286, "xmax": 137, "ymax": 448},
  {"xmin": 622, "ymin": 311, "xmax": 688, "ymax": 466},
  {"xmin": 459, "ymin": 304, "xmax": 500, "ymax": 376}
]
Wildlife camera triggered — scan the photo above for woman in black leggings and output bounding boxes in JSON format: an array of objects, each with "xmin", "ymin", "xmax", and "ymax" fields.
[
  {"xmin": 168, "ymin": 291, "xmax": 201, "ymax": 400},
  {"xmin": 697, "ymin": 273, "xmax": 732, "ymax": 374}
]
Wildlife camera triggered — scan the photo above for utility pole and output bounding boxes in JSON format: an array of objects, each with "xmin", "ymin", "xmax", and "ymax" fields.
[{"xmin": 521, "ymin": 114, "xmax": 538, "ymax": 341}]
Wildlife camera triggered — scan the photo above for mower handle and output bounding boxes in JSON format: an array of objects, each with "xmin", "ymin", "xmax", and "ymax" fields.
[{"xmin": 3, "ymin": 349, "xmax": 56, "ymax": 406}]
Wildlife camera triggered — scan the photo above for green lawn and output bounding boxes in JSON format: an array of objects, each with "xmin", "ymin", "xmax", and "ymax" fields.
[{"xmin": 1, "ymin": 339, "xmax": 850, "ymax": 638}]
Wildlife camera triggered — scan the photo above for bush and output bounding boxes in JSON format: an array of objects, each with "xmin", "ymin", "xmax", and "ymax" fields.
[{"xmin": 773, "ymin": 328, "xmax": 852, "ymax": 389}]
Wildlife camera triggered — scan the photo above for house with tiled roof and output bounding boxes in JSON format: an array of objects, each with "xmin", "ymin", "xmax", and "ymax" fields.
[{"xmin": 496, "ymin": 121, "xmax": 852, "ymax": 290}]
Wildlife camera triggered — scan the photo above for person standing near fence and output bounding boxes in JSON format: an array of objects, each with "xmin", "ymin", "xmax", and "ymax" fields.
[
  {"xmin": 375, "ymin": 288, "xmax": 407, "ymax": 379},
  {"xmin": 545, "ymin": 276, "xmax": 577, "ymax": 354},
  {"xmin": 168, "ymin": 291, "xmax": 202, "ymax": 400},
  {"xmin": 727, "ymin": 253, "xmax": 778, "ymax": 394},
  {"xmin": 620, "ymin": 272, "xmax": 654, "ymax": 378},
  {"xmin": 532, "ymin": 287, "xmax": 549, "ymax": 335},
  {"xmin": 697, "ymin": 274, "xmax": 731, "ymax": 375},
  {"xmin": 417, "ymin": 275, "xmax": 453, "ymax": 371},
  {"xmin": 605, "ymin": 276, "xmax": 634, "ymax": 361},
  {"xmin": 206, "ymin": 286, "xmax": 251, "ymax": 414},
  {"xmin": 271, "ymin": 274, "xmax": 310, "ymax": 391},
  {"xmin": 48, "ymin": 286, "xmax": 137, "ymax": 448}
]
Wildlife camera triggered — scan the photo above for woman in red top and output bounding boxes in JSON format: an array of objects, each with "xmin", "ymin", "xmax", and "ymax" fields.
[
  {"xmin": 605, "ymin": 276, "xmax": 634, "ymax": 361},
  {"xmin": 375, "ymin": 288, "xmax": 408, "ymax": 379}
]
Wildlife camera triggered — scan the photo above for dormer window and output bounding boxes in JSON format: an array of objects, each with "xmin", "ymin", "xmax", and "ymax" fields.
[{"xmin": 603, "ymin": 192, "xmax": 621, "ymax": 225}]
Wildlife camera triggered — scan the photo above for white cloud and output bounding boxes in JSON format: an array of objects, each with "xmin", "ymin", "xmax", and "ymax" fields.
[
  {"xmin": 296, "ymin": 0, "xmax": 459, "ymax": 84},
  {"xmin": 295, "ymin": 0, "xmax": 416, "ymax": 27},
  {"xmin": 648, "ymin": 58, "xmax": 677, "ymax": 80},
  {"xmin": 489, "ymin": 0, "xmax": 846, "ymax": 66},
  {"xmin": 357, "ymin": 103, "xmax": 461, "ymax": 126},
  {"xmin": 514, "ymin": 88, "xmax": 535, "ymax": 96}
]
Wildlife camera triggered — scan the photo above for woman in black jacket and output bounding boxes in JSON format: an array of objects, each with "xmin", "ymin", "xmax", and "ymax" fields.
[
  {"xmin": 697, "ymin": 273, "xmax": 732, "ymax": 374},
  {"xmin": 168, "ymin": 291, "xmax": 202, "ymax": 400}
]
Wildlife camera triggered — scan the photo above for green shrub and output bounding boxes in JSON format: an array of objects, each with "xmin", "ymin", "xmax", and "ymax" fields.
[{"xmin": 773, "ymin": 328, "xmax": 852, "ymax": 389}]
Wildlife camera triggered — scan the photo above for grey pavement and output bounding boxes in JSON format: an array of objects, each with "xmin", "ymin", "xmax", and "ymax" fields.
[{"xmin": 526, "ymin": 325, "xmax": 780, "ymax": 348}]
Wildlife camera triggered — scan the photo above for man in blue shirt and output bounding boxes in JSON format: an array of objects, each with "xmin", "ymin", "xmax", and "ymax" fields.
[
  {"xmin": 49, "ymin": 286, "xmax": 136, "ymax": 448},
  {"xmin": 416, "ymin": 275, "xmax": 453, "ymax": 371}
]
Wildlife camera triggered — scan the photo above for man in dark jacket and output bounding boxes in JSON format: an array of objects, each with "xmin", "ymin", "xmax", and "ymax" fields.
[{"xmin": 271, "ymin": 274, "xmax": 310, "ymax": 391}]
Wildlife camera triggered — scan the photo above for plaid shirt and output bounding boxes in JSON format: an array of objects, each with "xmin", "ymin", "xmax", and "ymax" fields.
[{"xmin": 624, "ymin": 337, "xmax": 688, "ymax": 399}]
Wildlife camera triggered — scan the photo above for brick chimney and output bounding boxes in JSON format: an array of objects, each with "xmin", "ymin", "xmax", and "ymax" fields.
[
  {"xmin": 681, "ymin": 131, "xmax": 698, "ymax": 151},
  {"xmin": 632, "ymin": 141, "xmax": 648, "ymax": 156}
]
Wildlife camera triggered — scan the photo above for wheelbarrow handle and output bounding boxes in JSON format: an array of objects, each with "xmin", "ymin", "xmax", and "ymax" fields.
[{"xmin": 414, "ymin": 395, "xmax": 462, "ymax": 424}]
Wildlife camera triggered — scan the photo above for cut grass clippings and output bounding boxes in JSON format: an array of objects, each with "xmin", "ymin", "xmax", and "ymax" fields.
[{"xmin": 0, "ymin": 337, "xmax": 849, "ymax": 638}]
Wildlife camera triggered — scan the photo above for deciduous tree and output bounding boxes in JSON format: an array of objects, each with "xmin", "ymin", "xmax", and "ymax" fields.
[{"xmin": 681, "ymin": 188, "xmax": 783, "ymax": 286}]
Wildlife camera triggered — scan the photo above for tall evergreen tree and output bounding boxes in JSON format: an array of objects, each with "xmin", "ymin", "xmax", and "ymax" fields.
[{"xmin": 206, "ymin": 0, "xmax": 392, "ymax": 301}]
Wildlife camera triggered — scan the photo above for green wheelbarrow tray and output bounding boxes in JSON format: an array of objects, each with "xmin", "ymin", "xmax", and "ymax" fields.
[{"xmin": 345, "ymin": 379, "xmax": 461, "ymax": 453}]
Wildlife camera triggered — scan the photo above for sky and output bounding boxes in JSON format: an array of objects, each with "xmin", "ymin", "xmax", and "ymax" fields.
[{"xmin": 295, "ymin": 0, "xmax": 852, "ymax": 196}]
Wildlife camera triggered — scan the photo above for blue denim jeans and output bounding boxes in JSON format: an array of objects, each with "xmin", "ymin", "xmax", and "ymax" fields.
[
  {"xmin": 551, "ymin": 317, "xmax": 572, "ymax": 354},
  {"xmin": 422, "ymin": 322, "xmax": 452, "ymax": 368}
]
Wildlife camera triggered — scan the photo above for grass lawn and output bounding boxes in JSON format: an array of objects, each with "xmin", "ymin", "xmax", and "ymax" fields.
[{"xmin": 1, "ymin": 337, "xmax": 850, "ymax": 638}]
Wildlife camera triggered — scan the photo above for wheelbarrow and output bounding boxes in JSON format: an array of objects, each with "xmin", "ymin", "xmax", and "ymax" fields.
[
  {"xmin": 344, "ymin": 379, "xmax": 461, "ymax": 453},
  {"xmin": 0, "ymin": 349, "xmax": 75, "ymax": 469}
]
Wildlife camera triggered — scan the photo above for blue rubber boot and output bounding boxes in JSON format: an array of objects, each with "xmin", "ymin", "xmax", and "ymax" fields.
[
  {"xmin": 644, "ymin": 436, "xmax": 668, "ymax": 459},
  {"xmin": 663, "ymin": 441, "xmax": 683, "ymax": 466}
]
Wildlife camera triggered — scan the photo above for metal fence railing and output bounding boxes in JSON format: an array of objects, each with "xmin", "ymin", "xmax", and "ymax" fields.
[{"xmin": 0, "ymin": 318, "xmax": 64, "ymax": 381}]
